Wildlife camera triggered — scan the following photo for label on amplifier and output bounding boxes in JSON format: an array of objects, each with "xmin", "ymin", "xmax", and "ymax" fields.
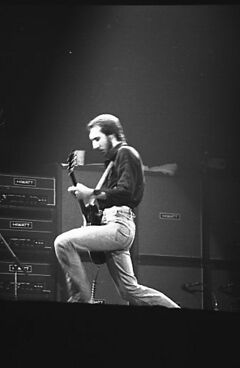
[
  {"xmin": 0, "ymin": 261, "xmax": 53, "ymax": 275},
  {"xmin": 9, "ymin": 264, "xmax": 32, "ymax": 273},
  {"xmin": 14, "ymin": 178, "xmax": 36, "ymax": 187},
  {"xmin": 10, "ymin": 220, "xmax": 33, "ymax": 230},
  {"xmin": 159, "ymin": 212, "xmax": 181, "ymax": 220},
  {"xmin": 0, "ymin": 173, "xmax": 55, "ymax": 190},
  {"xmin": 91, "ymin": 299, "xmax": 106, "ymax": 304},
  {"xmin": 0, "ymin": 217, "xmax": 54, "ymax": 232}
]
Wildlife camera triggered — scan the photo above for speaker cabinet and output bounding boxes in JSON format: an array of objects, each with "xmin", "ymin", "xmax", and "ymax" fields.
[
  {"xmin": 137, "ymin": 264, "xmax": 203, "ymax": 309},
  {"xmin": 137, "ymin": 173, "xmax": 202, "ymax": 257},
  {"xmin": 57, "ymin": 164, "xmax": 127, "ymax": 304},
  {"xmin": 206, "ymin": 176, "xmax": 240, "ymax": 261}
]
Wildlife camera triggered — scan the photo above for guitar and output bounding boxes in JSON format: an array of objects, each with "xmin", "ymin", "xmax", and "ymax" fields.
[
  {"xmin": 67, "ymin": 151, "xmax": 101, "ymax": 226},
  {"xmin": 67, "ymin": 151, "xmax": 113, "ymax": 264}
]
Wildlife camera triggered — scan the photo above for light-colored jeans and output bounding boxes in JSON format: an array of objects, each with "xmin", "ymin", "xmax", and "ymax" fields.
[{"xmin": 54, "ymin": 205, "xmax": 180, "ymax": 307}]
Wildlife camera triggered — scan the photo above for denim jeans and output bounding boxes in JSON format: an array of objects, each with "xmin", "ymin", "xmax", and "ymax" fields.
[{"xmin": 54, "ymin": 206, "xmax": 180, "ymax": 307}]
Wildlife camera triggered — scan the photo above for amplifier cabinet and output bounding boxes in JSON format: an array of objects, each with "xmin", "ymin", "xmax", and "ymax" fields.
[
  {"xmin": 137, "ymin": 173, "xmax": 202, "ymax": 258},
  {"xmin": 135, "ymin": 172, "xmax": 203, "ymax": 310},
  {"xmin": 0, "ymin": 172, "xmax": 57, "ymax": 301},
  {"xmin": 205, "ymin": 176, "xmax": 240, "ymax": 261}
]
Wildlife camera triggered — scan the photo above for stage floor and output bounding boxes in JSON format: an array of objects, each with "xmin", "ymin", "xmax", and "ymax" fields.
[{"xmin": 0, "ymin": 300, "xmax": 239, "ymax": 367}]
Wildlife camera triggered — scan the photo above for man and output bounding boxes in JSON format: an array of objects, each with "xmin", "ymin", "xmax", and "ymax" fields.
[{"xmin": 54, "ymin": 114, "xmax": 180, "ymax": 307}]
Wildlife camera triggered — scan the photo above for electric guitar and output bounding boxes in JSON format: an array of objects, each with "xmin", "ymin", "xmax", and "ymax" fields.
[
  {"xmin": 67, "ymin": 151, "xmax": 113, "ymax": 264},
  {"xmin": 67, "ymin": 151, "xmax": 100, "ymax": 226}
]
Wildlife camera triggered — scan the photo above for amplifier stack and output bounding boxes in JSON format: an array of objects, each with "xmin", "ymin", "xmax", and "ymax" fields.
[{"xmin": 0, "ymin": 173, "xmax": 57, "ymax": 301}]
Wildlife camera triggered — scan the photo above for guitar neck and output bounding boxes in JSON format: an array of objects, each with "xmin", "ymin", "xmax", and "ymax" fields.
[
  {"xmin": 69, "ymin": 171, "xmax": 87, "ymax": 216},
  {"xmin": 69, "ymin": 171, "xmax": 77, "ymax": 186}
]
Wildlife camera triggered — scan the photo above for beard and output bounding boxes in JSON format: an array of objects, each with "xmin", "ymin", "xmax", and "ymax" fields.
[{"xmin": 103, "ymin": 136, "xmax": 114, "ymax": 157}]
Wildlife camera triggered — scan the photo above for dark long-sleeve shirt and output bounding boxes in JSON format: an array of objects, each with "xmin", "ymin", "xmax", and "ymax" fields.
[{"xmin": 98, "ymin": 143, "xmax": 145, "ymax": 210}]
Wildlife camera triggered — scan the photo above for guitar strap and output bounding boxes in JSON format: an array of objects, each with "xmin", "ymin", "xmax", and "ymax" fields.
[
  {"xmin": 88, "ymin": 160, "xmax": 114, "ymax": 206},
  {"xmin": 90, "ymin": 143, "xmax": 131, "ymax": 196},
  {"xmin": 94, "ymin": 160, "xmax": 114, "ymax": 191}
]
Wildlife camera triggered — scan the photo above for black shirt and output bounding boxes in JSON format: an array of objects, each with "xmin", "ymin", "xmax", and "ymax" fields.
[{"xmin": 98, "ymin": 143, "xmax": 145, "ymax": 210}]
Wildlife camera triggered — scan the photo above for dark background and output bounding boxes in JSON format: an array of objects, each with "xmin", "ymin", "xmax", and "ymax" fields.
[
  {"xmin": 0, "ymin": 4, "xmax": 239, "ymax": 176},
  {"xmin": 1, "ymin": 6, "xmax": 240, "ymax": 364}
]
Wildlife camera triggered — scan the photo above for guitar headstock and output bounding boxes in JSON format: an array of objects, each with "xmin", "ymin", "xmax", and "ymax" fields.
[
  {"xmin": 67, "ymin": 150, "xmax": 78, "ymax": 174},
  {"xmin": 67, "ymin": 151, "xmax": 78, "ymax": 186}
]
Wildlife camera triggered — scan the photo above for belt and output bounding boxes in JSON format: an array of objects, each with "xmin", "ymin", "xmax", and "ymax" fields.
[{"xmin": 102, "ymin": 206, "xmax": 135, "ymax": 219}]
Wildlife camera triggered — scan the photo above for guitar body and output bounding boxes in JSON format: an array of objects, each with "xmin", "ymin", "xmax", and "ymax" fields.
[
  {"xmin": 85, "ymin": 203, "xmax": 102, "ymax": 226},
  {"xmin": 81, "ymin": 204, "xmax": 105, "ymax": 264}
]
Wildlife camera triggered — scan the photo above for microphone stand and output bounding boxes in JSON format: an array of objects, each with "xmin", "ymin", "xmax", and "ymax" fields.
[{"xmin": 0, "ymin": 232, "xmax": 28, "ymax": 300}]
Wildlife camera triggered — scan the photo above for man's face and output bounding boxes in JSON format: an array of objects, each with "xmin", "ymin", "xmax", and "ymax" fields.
[{"xmin": 89, "ymin": 126, "xmax": 112, "ymax": 156}]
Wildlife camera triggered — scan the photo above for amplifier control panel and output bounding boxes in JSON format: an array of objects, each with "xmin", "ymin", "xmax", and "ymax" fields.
[{"xmin": 0, "ymin": 173, "xmax": 56, "ymax": 207}]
